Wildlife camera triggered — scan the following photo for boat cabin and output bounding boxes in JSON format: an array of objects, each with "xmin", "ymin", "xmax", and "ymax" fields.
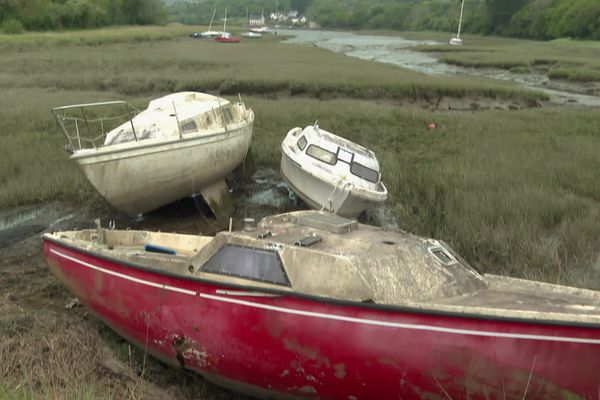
[
  {"xmin": 52, "ymin": 92, "xmax": 250, "ymax": 151},
  {"xmin": 49, "ymin": 211, "xmax": 486, "ymax": 305},
  {"xmin": 190, "ymin": 212, "xmax": 487, "ymax": 304},
  {"xmin": 284, "ymin": 126, "xmax": 383, "ymax": 189},
  {"xmin": 46, "ymin": 210, "xmax": 600, "ymax": 322}
]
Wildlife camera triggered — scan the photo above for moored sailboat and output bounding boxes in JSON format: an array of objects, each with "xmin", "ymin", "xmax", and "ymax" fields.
[
  {"xmin": 450, "ymin": 0, "xmax": 465, "ymax": 45},
  {"xmin": 214, "ymin": 8, "xmax": 240, "ymax": 43}
]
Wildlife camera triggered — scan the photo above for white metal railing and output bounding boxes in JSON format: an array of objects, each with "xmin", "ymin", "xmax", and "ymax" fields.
[{"xmin": 52, "ymin": 101, "xmax": 140, "ymax": 153}]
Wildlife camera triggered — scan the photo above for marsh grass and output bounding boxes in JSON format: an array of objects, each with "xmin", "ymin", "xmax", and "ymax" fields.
[
  {"xmin": 249, "ymin": 98, "xmax": 600, "ymax": 283},
  {"xmin": 0, "ymin": 26, "xmax": 600, "ymax": 400},
  {"xmin": 0, "ymin": 24, "xmax": 195, "ymax": 50},
  {"xmin": 0, "ymin": 27, "xmax": 543, "ymax": 102},
  {"xmin": 0, "ymin": 301, "xmax": 116, "ymax": 400},
  {"xmin": 0, "ymin": 27, "xmax": 598, "ymax": 285},
  {"xmin": 405, "ymin": 32, "xmax": 600, "ymax": 83}
]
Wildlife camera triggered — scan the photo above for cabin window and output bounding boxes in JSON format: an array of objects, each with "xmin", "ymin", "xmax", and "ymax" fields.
[
  {"xmin": 337, "ymin": 148, "xmax": 353, "ymax": 164},
  {"xmin": 181, "ymin": 120, "xmax": 197, "ymax": 133},
  {"xmin": 306, "ymin": 144, "xmax": 337, "ymax": 166},
  {"xmin": 221, "ymin": 106, "xmax": 234, "ymax": 124},
  {"xmin": 350, "ymin": 161, "xmax": 379, "ymax": 183},
  {"xmin": 297, "ymin": 135, "xmax": 307, "ymax": 151},
  {"xmin": 201, "ymin": 244, "xmax": 290, "ymax": 286}
]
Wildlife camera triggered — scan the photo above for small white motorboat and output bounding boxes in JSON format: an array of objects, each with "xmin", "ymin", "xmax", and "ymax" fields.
[
  {"xmin": 52, "ymin": 92, "xmax": 254, "ymax": 216},
  {"xmin": 280, "ymin": 124, "xmax": 387, "ymax": 218}
]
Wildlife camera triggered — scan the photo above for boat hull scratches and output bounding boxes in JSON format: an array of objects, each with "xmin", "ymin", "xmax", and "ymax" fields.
[
  {"xmin": 72, "ymin": 123, "xmax": 253, "ymax": 215},
  {"xmin": 43, "ymin": 240, "xmax": 596, "ymax": 399}
]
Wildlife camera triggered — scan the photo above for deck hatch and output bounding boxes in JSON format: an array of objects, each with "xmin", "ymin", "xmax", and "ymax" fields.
[
  {"xmin": 428, "ymin": 246, "xmax": 458, "ymax": 266},
  {"xmin": 294, "ymin": 235, "xmax": 322, "ymax": 247},
  {"xmin": 294, "ymin": 213, "xmax": 358, "ymax": 234},
  {"xmin": 201, "ymin": 244, "xmax": 290, "ymax": 286}
]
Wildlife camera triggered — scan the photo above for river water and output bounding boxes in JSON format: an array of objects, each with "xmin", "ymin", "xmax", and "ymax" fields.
[{"xmin": 281, "ymin": 29, "xmax": 600, "ymax": 107}]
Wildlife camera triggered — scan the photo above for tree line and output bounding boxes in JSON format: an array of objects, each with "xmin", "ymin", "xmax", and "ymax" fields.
[
  {"xmin": 166, "ymin": 0, "xmax": 290, "ymax": 26},
  {"xmin": 2, "ymin": 0, "xmax": 599, "ymax": 40},
  {"xmin": 0, "ymin": 0, "xmax": 165, "ymax": 31},
  {"xmin": 167, "ymin": 0, "xmax": 600, "ymax": 41},
  {"xmin": 302, "ymin": 0, "xmax": 600, "ymax": 40}
]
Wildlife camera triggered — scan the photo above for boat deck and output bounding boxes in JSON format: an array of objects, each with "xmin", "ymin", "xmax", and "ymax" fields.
[
  {"xmin": 436, "ymin": 274, "xmax": 600, "ymax": 320},
  {"xmin": 44, "ymin": 212, "xmax": 600, "ymax": 326}
]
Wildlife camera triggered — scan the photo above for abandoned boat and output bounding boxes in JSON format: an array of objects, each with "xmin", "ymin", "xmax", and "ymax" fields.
[
  {"xmin": 52, "ymin": 92, "xmax": 254, "ymax": 215},
  {"xmin": 281, "ymin": 125, "xmax": 387, "ymax": 217},
  {"xmin": 44, "ymin": 210, "xmax": 600, "ymax": 399}
]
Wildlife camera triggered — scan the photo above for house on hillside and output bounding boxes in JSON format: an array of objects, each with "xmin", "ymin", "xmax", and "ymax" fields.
[{"xmin": 249, "ymin": 14, "xmax": 265, "ymax": 27}]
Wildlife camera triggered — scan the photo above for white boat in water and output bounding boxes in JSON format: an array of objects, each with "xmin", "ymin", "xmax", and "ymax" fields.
[
  {"xmin": 280, "ymin": 124, "xmax": 387, "ymax": 218},
  {"xmin": 52, "ymin": 92, "xmax": 254, "ymax": 215}
]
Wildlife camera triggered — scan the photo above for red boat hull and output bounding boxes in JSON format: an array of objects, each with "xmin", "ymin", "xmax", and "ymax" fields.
[
  {"xmin": 44, "ymin": 239, "xmax": 600, "ymax": 399},
  {"xmin": 214, "ymin": 36, "xmax": 240, "ymax": 43}
]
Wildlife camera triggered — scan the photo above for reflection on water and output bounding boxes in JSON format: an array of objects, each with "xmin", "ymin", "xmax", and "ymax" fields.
[{"xmin": 281, "ymin": 29, "xmax": 600, "ymax": 107}]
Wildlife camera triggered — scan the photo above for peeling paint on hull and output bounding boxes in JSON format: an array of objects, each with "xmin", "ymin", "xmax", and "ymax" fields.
[{"xmin": 44, "ymin": 240, "xmax": 596, "ymax": 399}]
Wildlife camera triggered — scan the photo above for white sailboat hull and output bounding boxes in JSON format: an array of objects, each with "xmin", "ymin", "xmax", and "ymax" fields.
[{"xmin": 72, "ymin": 119, "xmax": 253, "ymax": 214}]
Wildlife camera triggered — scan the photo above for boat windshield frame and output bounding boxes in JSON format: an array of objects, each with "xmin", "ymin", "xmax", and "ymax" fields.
[
  {"xmin": 201, "ymin": 243, "xmax": 291, "ymax": 286},
  {"xmin": 306, "ymin": 144, "xmax": 338, "ymax": 166},
  {"xmin": 350, "ymin": 160, "xmax": 379, "ymax": 183},
  {"xmin": 297, "ymin": 135, "xmax": 307, "ymax": 151}
]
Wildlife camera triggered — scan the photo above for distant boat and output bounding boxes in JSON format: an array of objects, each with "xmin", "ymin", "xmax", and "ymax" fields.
[
  {"xmin": 191, "ymin": 9, "xmax": 220, "ymax": 39},
  {"xmin": 449, "ymin": 0, "xmax": 465, "ymax": 45},
  {"xmin": 215, "ymin": 8, "xmax": 240, "ymax": 43},
  {"xmin": 248, "ymin": 10, "xmax": 270, "ymax": 34},
  {"xmin": 241, "ymin": 31, "xmax": 262, "ymax": 39},
  {"xmin": 250, "ymin": 26, "xmax": 271, "ymax": 34},
  {"xmin": 51, "ymin": 92, "xmax": 254, "ymax": 215},
  {"xmin": 280, "ymin": 124, "xmax": 388, "ymax": 217}
]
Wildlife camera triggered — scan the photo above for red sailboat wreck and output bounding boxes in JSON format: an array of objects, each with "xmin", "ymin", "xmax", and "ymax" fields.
[{"xmin": 43, "ymin": 211, "xmax": 600, "ymax": 399}]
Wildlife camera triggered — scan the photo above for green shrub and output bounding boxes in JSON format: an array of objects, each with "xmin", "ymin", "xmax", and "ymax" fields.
[{"xmin": 2, "ymin": 18, "xmax": 25, "ymax": 34}]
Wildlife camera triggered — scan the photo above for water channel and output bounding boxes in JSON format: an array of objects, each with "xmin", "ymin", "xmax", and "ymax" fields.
[{"xmin": 281, "ymin": 29, "xmax": 600, "ymax": 107}]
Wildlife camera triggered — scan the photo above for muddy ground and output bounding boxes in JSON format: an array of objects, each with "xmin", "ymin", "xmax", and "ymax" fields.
[{"xmin": 0, "ymin": 169, "xmax": 395, "ymax": 399}]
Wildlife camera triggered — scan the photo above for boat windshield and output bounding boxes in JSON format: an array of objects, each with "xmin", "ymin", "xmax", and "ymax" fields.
[
  {"xmin": 201, "ymin": 244, "xmax": 290, "ymax": 286},
  {"xmin": 306, "ymin": 144, "xmax": 337, "ymax": 166},
  {"xmin": 297, "ymin": 135, "xmax": 307, "ymax": 151},
  {"xmin": 350, "ymin": 161, "xmax": 379, "ymax": 183}
]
